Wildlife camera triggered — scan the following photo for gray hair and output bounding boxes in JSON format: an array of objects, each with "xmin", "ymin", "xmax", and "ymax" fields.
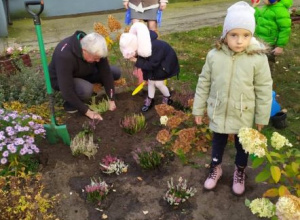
[{"xmin": 81, "ymin": 33, "xmax": 108, "ymax": 58}]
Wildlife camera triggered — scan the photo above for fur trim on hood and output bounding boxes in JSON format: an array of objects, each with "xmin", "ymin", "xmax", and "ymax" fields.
[{"xmin": 216, "ymin": 37, "xmax": 270, "ymax": 55}]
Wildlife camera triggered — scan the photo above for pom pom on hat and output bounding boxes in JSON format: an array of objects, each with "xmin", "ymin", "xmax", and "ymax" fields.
[
  {"xmin": 222, "ymin": 1, "xmax": 255, "ymax": 38},
  {"xmin": 119, "ymin": 22, "xmax": 152, "ymax": 59}
]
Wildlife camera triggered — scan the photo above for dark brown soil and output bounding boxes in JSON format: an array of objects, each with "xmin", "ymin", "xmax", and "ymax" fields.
[{"xmin": 39, "ymin": 91, "xmax": 268, "ymax": 220}]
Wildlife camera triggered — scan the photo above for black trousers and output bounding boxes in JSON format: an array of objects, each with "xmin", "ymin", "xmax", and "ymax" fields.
[{"xmin": 211, "ymin": 132, "xmax": 248, "ymax": 167}]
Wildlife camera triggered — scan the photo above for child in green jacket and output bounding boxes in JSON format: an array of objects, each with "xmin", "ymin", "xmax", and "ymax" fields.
[{"xmin": 253, "ymin": 0, "xmax": 293, "ymax": 69}]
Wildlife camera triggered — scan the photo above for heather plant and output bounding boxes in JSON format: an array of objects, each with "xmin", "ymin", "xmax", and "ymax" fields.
[
  {"xmin": 164, "ymin": 177, "xmax": 197, "ymax": 206},
  {"xmin": 70, "ymin": 120, "xmax": 99, "ymax": 159},
  {"xmin": 0, "ymin": 109, "xmax": 45, "ymax": 176},
  {"xmin": 100, "ymin": 155, "xmax": 128, "ymax": 175},
  {"xmin": 88, "ymin": 96, "xmax": 109, "ymax": 114},
  {"xmin": 238, "ymin": 128, "xmax": 299, "ymax": 197},
  {"xmin": 132, "ymin": 146, "xmax": 163, "ymax": 170},
  {"xmin": 0, "ymin": 170, "xmax": 60, "ymax": 219},
  {"xmin": 85, "ymin": 177, "xmax": 110, "ymax": 205},
  {"xmin": 120, "ymin": 113, "xmax": 146, "ymax": 135}
]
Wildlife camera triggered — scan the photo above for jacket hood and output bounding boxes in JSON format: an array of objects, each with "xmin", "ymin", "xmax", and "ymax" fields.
[
  {"xmin": 71, "ymin": 30, "xmax": 86, "ymax": 58},
  {"xmin": 278, "ymin": 0, "xmax": 293, "ymax": 8},
  {"xmin": 221, "ymin": 37, "xmax": 269, "ymax": 55}
]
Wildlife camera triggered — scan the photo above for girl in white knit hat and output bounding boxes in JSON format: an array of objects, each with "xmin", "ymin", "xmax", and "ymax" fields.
[
  {"xmin": 192, "ymin": 1, "xmax": 273, "ymax": 195},
  {"xmin": 120, "ymin": 22, "xmax": 179, "ymax": 112}
]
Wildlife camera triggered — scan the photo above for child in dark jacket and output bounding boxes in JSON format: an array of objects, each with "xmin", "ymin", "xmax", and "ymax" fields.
[{"xmin": 120, "ymin": 22, "xmax": 180, "ymax": 112}]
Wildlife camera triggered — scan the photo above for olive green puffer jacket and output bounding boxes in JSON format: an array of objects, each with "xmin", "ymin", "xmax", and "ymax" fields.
[{"xmin": 254, "ymin": 0, "xmax": 293, "ymax": 47}]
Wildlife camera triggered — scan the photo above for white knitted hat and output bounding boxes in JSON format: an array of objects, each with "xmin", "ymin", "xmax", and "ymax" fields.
[
  {"xmin": 119, "ymin": 22, "xmax": 152, "ymax": 59},
  {"xmin": 222, "ymin": 1, "xmax": 255, "ymax": 38}
]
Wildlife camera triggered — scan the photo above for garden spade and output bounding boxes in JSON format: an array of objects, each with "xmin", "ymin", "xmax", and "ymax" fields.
[{"xmin": 25, "ymin": 1, "xmax": 70, "ymax": 145}]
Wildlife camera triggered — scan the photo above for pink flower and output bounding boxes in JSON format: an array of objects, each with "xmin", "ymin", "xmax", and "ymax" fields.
[{"xmin": 6, "ymin": 47, "xmax": 14, "ymax": 55}]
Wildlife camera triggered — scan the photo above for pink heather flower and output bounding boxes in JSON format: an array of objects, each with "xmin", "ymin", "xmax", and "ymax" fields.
[
  {"xmin": 6, "ymin": 47, "xmax": 14, "ymax": 54},
  {"xmin": 17, "ymin": 46, "xmax": 23, "ymax": 52},
  {"xmin": 8, "ymin": 131, "xmax": 15, "ymax": 136},
  {"xmin": 0, "ymin": 109, "xmax": 4, "ymax": 114},
  {"xmin": 1, "ymin": 158, "xmax": 8, "ymax": 164},
  {"xmin": 27, "ymin": 149, "xmax": 33, "ymax": 154}
]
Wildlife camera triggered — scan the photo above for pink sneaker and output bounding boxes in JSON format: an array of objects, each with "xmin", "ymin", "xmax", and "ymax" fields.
[
  {"xmin": 232, "ymin": 166, "xmax": 246, "ymax": 195},
  {"xmin": 204, "ymin": 164, "xmax": 222, "ymax": 190}
]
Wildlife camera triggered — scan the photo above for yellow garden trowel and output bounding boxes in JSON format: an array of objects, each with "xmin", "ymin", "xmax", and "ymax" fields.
[
  {"xmin": 132, "ymin": 81, "xmax": 145, "ymax": 95},
  {"xmin": 132, "ymin": 80, "xmax": 167, "ymax": 96}
]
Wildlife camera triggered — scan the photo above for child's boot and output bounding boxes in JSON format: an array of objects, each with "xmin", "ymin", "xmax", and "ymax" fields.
[
  {"xmin": 232, "ymin": 165, "xmax": 246, "ymax": 196},
  {"xmin": 141, "ymin": 97, "xmax": 154, "ymax": 112},
  {"xmin": 204, "ymin": 164, "xmax": 222, "ymax": 190},
  {"xmin": 162, "ymin": 96, "xmax": 173, "ymax": 105}
]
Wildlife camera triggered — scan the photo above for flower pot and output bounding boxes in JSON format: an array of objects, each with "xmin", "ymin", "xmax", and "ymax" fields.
[
  {"xmin": 0, "ymin": 54, "xmax": 32, "ymax": 75},
  {"xmin": 271, "ymin": 111, "xmax": 287, "ymax": 129}
]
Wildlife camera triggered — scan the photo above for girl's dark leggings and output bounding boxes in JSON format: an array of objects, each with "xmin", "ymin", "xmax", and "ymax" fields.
[{"xmin": 210, "ymin": 132, "xmax": 248, "ymax": 167}]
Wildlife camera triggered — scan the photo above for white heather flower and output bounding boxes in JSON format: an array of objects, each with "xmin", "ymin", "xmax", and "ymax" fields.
[
  {"xmin": 271, "ymin": 132, "xmax": 293, "ymax": 150},
  {"xmin": 249, "ymin": 198, "xmax": 276, "ymax": 218},
  {"xmin": 160, "ymin": 116, "xmax": 169, "ymax": 126},
  {"xmin": 238, "ymin": 127, "xmax": 267, "ymax": 158},
  {"xmin": 276, "ymin": 195, "xmax": 300, "ymax": 220}
]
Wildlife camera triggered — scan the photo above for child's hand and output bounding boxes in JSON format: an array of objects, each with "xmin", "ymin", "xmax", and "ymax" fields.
[
  {"xmin": 195, "ymin": 116, "xmax": 203, "ymax": 125},
  {"xmin": 251, "ymin": 0, "xmax": 260, "ymax": 7},
  {"xmin": 272, "ymin": 47, "xmax": 283, "ymax": 55},
  {"xmin": 256, "ymin": 124, "xmax": 264, "ymax": 131},
  {"xmin": 129, "ymin": 57, "xmax": 137, "ymax": 62}
]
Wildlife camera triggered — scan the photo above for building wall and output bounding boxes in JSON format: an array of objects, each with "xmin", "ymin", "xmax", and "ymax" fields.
[{"xmin": 10, "ymin": 0, "xmax": 123, "ymax": 17}]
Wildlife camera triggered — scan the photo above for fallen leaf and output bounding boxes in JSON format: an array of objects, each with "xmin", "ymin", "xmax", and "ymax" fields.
[
  {"xmin": 137, "ymin": 177, "xmax": 143, "ymax": 181},
  {"xmin": 143, "ymin": 211, "xmax": 149, "ymax": 215},
  {"xmin": 102, "ymin": 214, "xmax": 108, "ymax": 219}
]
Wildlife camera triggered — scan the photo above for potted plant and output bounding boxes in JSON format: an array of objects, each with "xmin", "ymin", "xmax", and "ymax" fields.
[{"xmin": 0, "ymin": 45, "xmax": 31, "ymax": 74}]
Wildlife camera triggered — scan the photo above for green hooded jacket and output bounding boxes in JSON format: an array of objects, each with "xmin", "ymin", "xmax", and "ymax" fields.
[{"xmin": 254, "ymin": 0, "xmax": 293, "ymax": 47}]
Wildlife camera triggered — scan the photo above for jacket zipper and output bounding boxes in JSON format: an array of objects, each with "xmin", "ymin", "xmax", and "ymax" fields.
[{"xmin": 224, "ymin": 55, "xmax": 235, "ymax": 131}]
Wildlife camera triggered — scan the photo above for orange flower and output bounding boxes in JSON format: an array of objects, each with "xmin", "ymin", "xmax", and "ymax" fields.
[
  {"xmin": 107, "ymin": 15, "xmax": 122, "ymax": 32},
  {"xmin": 155, "ymin": 104, "xmax": 175, "ymax": 117},
  {"xmin": 94, "ymin": 22, "xmax": 109, "ymax": 37}
]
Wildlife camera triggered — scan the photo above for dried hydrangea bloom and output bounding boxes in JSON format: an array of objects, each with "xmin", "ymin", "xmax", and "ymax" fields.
[
  {"xmin": 166, "ymin": 116, "xmax": 182, "ymax": 129},
  {"xmin": 172, "ymin": 139, "xmax": 191, "ymax": 154},
  {"xmin": 155, "ymin": 104, "xmax": 175, "ymax": 117},
  {"xmin": 276, "ymin": 195, "xmax": 300, "ymax": 220},
  {"xmin": 107, "ymin": 15, "xmax": 122, "ymax": 32},
  {"xmin": 173, "ymin": 110, "xmax": 190, "ymax": 121},
  {"xmin": 249, "ymin": 198, "xmax": 276, "ymax": 218},
  {"xmin": 178, "ymin": 127, "xmax": 196, "ymax": 144},
  {"xmin": 187, "ymin": 98, "xmax": 194, "ymax": 108},
  {"xmin": 94, "ymin": 22, "xmax": 109, "ymax": 37},
  {"xmin": 123, "ymin": 26, "xmax": 130, "ymax": 33},
  {"xmin": 156, "ymin": 129, "xmax": 171, "ymax": 144}
]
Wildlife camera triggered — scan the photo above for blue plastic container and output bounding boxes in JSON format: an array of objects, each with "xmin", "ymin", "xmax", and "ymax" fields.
[{"xmin": 270, "ymin": 91, "xmax": 281, "ymax": 117}]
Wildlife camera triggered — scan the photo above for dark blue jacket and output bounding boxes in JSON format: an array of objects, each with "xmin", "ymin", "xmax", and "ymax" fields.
[{"xmin": 135, "ymin": 31, "xmax": 180, "ymax": 81}]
